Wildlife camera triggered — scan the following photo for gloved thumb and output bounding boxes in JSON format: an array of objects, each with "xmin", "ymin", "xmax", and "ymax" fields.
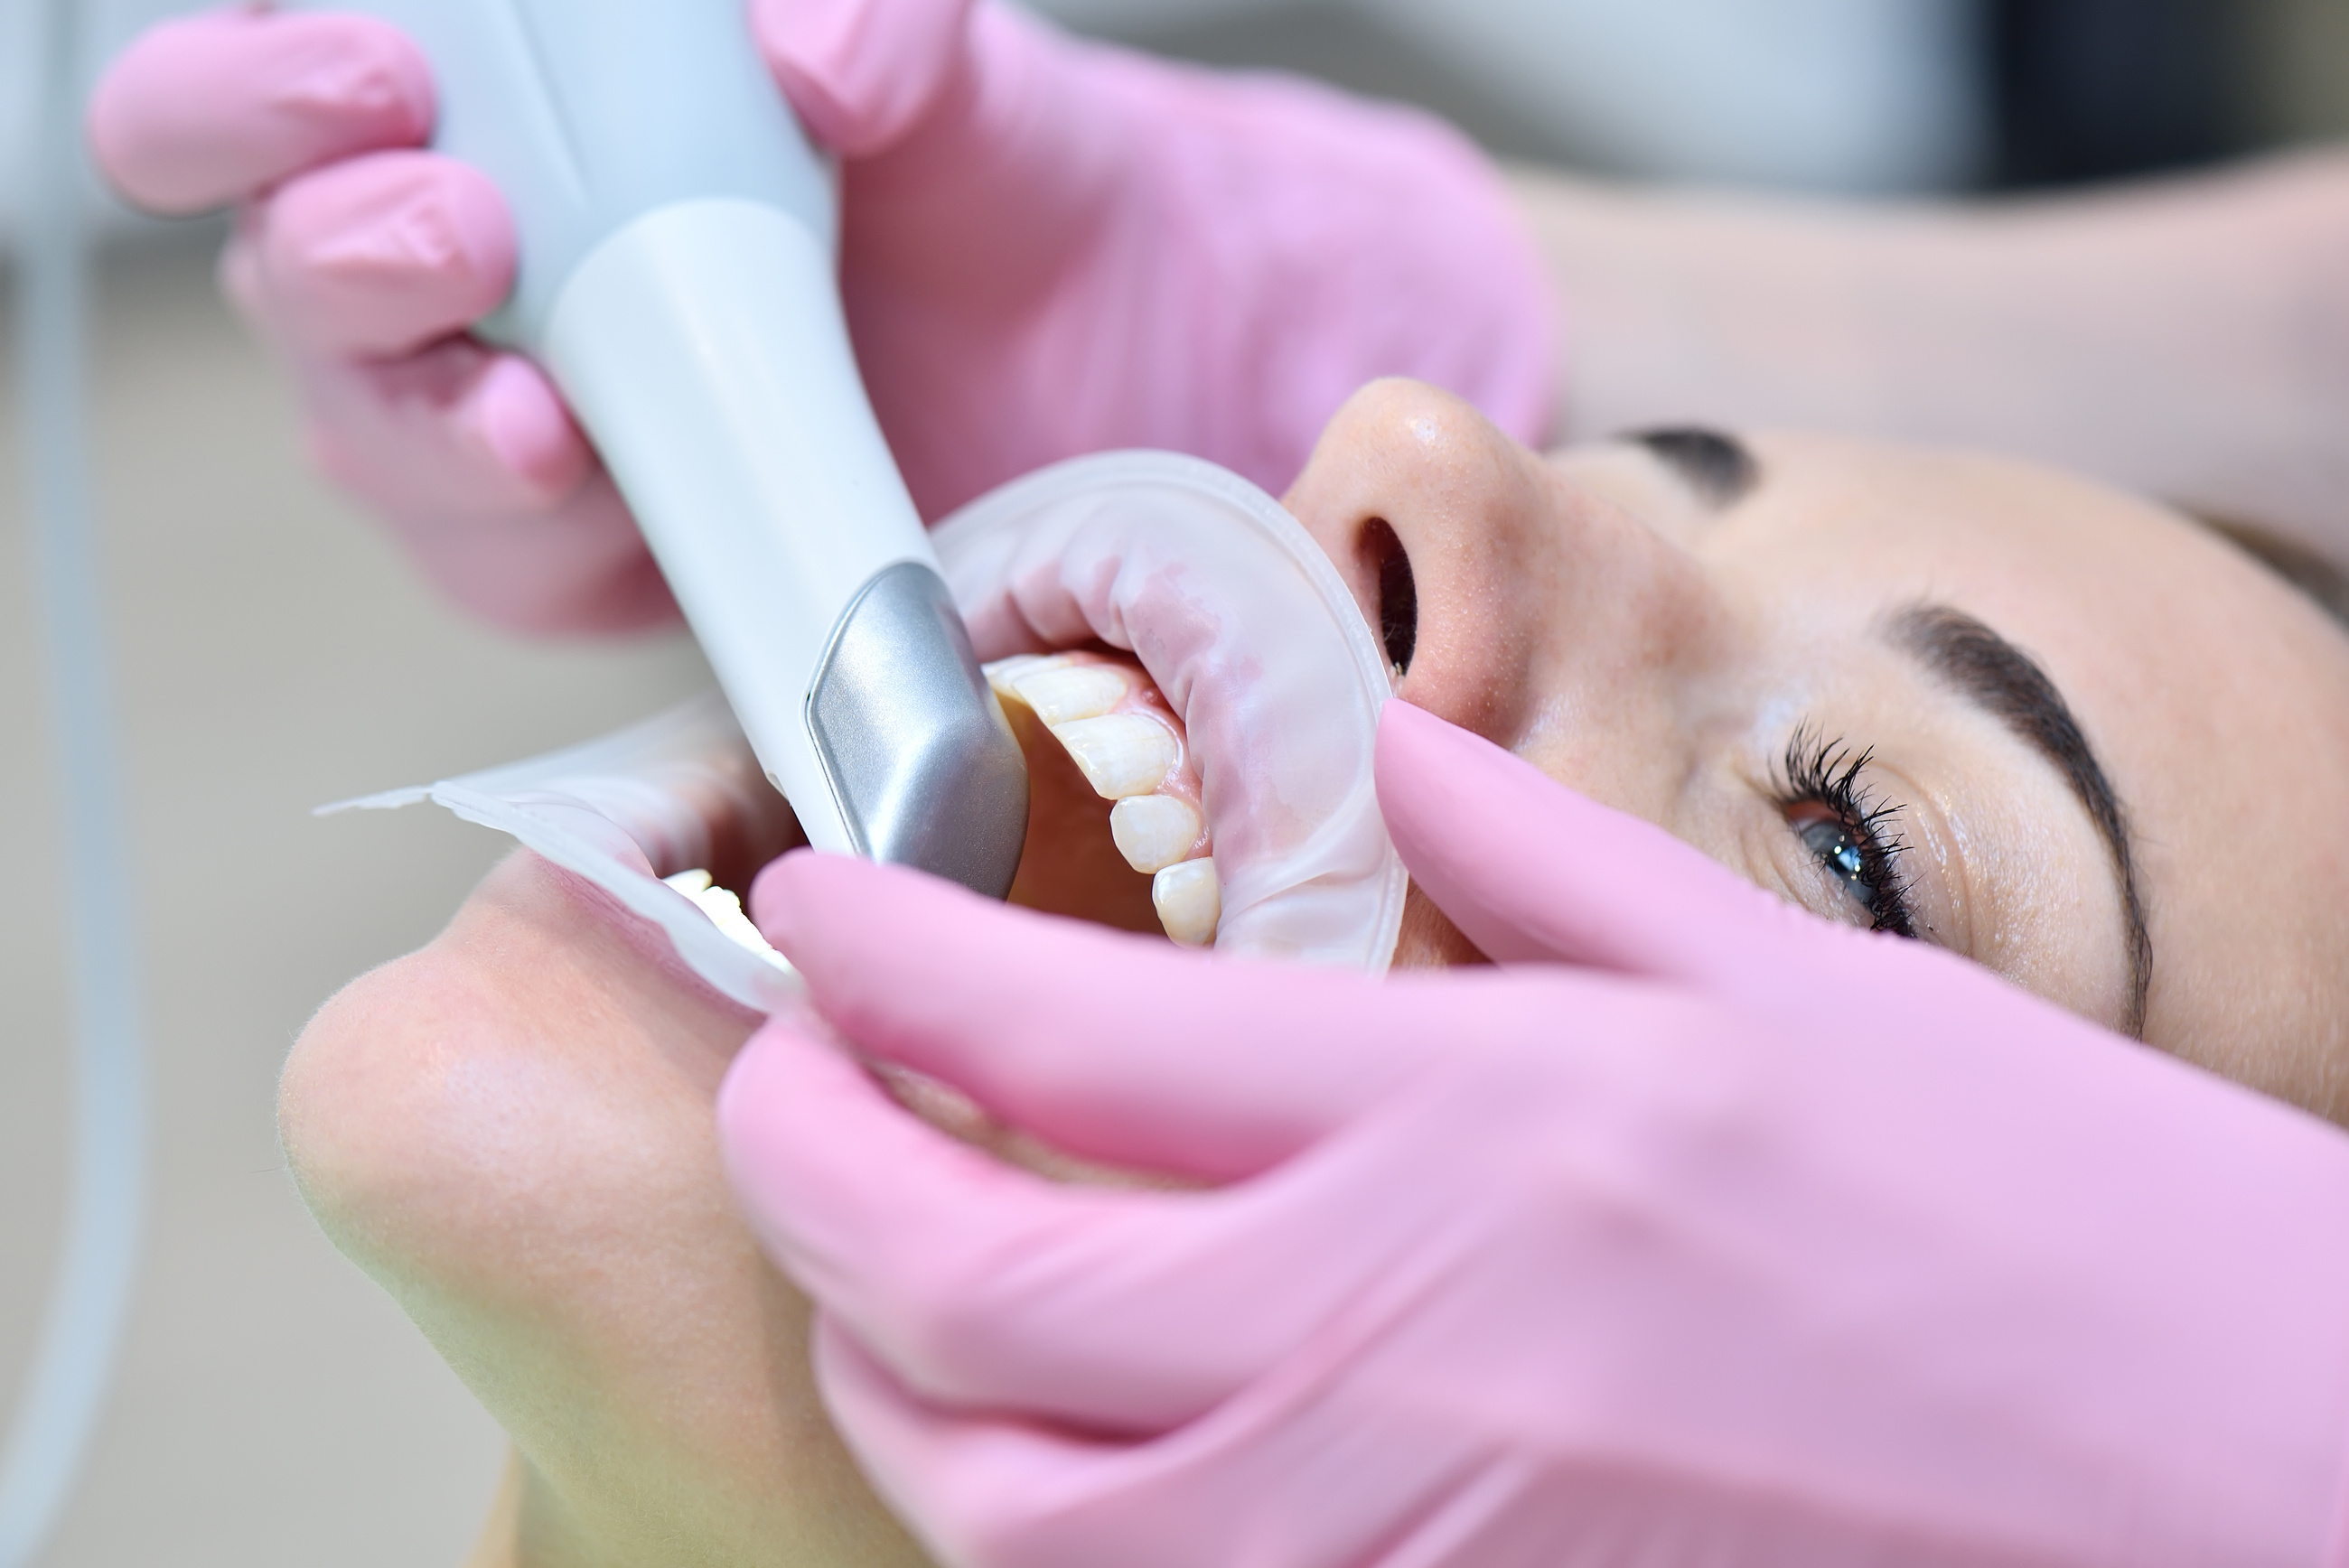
[
  {"xmin": 750, "ymin": 0, "xmax": 974, "ymax": 158},
  {"xmin": 1375, "ymin": 699, "xmax": 1838, "ymax": 991},
  {"xmin": 751, "ymin": 850, "xmax": 1422, "ymax": 1181}
]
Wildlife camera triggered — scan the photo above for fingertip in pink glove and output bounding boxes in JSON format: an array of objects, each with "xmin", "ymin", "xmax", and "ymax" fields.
[
  {"xmin": 89, "ymin": 2, "xmax": 1552, "ymax": 634},
  {"xmin": 718, "ymin": 702, "xmax": 2349, "ymax": 1568},
  {"xmin": 89, "ymin": 8, "xmax": 435, "ymax": 214},
  {"xmin": 92, "ymin": 7, "xmax": 660, "ymax": 633}
]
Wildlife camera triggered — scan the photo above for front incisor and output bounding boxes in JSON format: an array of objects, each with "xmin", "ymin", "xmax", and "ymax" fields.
[{"xmin": 1053, "ymin": 714, "xmax": 1180, "ymax": 799}]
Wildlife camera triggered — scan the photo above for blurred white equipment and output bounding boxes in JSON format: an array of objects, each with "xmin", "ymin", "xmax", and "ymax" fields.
[
  {"xmin": 1, "ymin": 0, "xmax": 149, "ymax": 1563},
  {"xmin": 1025, "ymin": 0, "xmax": 1988, "ymax": 192}
]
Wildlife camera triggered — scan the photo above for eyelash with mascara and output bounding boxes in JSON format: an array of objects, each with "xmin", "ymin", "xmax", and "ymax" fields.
[{"xmin": 1775, "ymin": 724, "xmax": 1919, "ymax": 939}]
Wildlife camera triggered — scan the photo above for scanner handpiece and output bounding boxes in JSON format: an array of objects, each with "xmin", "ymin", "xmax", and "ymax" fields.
[{"xmin": 312, "ymin": 0, "xmax": 1029, "ymax": 896}]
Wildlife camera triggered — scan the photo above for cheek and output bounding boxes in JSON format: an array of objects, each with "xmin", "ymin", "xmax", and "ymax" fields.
[
  {"xmin": 1390, "ymin": 882, "xmax": 1492, "ymax": 970},
  {"xmin": 1501, "ymin": 577, "xmax": 1758, "ymax": 835}
]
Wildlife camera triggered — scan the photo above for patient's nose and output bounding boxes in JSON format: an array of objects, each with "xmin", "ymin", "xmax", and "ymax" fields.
[{"xmin": 1286, "ymin": 380, "xmax": 1729, "ymax": 802}]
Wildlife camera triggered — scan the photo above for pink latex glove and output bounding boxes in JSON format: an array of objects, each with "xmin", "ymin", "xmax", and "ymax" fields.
[
  {"xmin": 87, "ymin": 2, "xmax": 1552, "ymax": 634},
  {"xmin": 718, "ymin": 701, "xmax": 2349, "ymax": 1568}
]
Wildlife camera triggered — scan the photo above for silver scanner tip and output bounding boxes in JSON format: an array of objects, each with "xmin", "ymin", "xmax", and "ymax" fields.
[{"xmin": 805, "ymin": 561, "xmax": 1030, "ymax": 899}]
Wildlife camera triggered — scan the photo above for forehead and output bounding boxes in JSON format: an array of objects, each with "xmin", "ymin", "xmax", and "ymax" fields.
[{"xmin": 1606, "ymin": 432, "xmax": 2349, "ymax": 1117}]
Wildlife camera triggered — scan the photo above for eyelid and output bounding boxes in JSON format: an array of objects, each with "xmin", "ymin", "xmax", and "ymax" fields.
[{"xmin": 1772, "ymin": 725, "xmax": 1919, "ymax": 939}]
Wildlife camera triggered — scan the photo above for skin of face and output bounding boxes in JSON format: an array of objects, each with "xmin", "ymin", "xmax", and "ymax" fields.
[
  {"xmin": 1297, "ymin": 380, "xmax": 2349, "ymax": 1094},
  {"xmin": 279, "ymin": 380, "xmax": 2349, "ymax": 1565}
]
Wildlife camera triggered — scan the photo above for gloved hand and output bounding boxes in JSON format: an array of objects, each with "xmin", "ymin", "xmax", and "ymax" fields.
[
  {"xmin": 718, "ymin": 701, "xmax": 2349, "ymax": 1568},
  {"xmin": 88, "ymin": 2, "xmax": 1552, "ymax": 634}
]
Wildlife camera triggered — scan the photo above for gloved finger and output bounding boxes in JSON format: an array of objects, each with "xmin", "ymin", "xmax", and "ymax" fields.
[
  {"xmin": 236, "ymin": 151, "xmax": 514, "ymax": 359},
  {"xmin": 285, "ymin": 336, "xmax": 594, "ymax": 519},
  {"xmin": 271, "ymin": 338, "xmax": 673, "ymax": 633},
  {"xmin": 89, "ymin": 8, "xmax": 435, "ymax": 216},
  {"xmin": 385, "ymin": 475, "xmax": 679, "ymax": 636},
  {"xmin": 818, "ymin": 1313, "xmax": 1478, "ymax": 1568},
  {"xmin": 1377, "ymin": 699, "xmax": 1820, "ymax": 987},
  {"xmin": 748, "ymin": 852, "xmax": 1421, "ymax": 1181},
  {"xmin": 750, "ymin": 0, "xmax": 973, "ymax": 158},
  {"xmin": 721, "ymin": 1019, "xmax": 1353, "ymax": 1430}
]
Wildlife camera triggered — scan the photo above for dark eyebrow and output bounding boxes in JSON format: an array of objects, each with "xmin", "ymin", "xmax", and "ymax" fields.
[
  {"xmin": 1625, "ymin": 427, "xmax": 1760, "ymax": 509},
  {"xmin": 1887, "ymin": 603, "xmax": 2152, "ymax": 1037}
]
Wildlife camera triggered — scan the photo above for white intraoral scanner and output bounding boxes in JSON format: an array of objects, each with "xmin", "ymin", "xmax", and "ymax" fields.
[{"xmin": 313, "ymin": 0, "xmax": 1032, "ymax": 897}]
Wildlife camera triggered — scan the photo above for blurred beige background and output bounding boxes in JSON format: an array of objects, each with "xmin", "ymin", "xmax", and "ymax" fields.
[{"xmin": 1, "ymin": 230, "xmax": 715, "ymax": 1565}]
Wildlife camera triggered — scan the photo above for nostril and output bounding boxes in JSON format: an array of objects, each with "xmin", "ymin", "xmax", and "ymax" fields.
[{"xmin": 1362, "ymin": 517, "xmax": 1418, "ymax": 675}]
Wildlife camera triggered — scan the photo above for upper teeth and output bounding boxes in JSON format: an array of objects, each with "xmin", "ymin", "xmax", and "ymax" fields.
[
  {"xmin": 1109, "ymin": 795, "xmax": 1204, "ymax": 873},
  {"xmin": 1006, "ymin": 663, "xmax": 1129, "ymax": 725},
  {"xmin": 1152, "ymin": 859, "xmax": 1221, "ymax": 947},
  {"xmin": 983, "ymin": 650, "xmax": 1216, "ymax": 948},
  {"xmin": 1053, "ymin": 713, "xmax": 1181, "ymax": 800}
]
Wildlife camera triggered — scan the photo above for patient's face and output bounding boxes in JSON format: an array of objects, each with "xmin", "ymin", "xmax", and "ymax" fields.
[
  {"xmin": 1296, "ymin": 382, "xmax": 2349, "ymax": 1100},
  {"xmin": 278, "ymin": 383, "xmax": 2349, "ymax": 1565}
]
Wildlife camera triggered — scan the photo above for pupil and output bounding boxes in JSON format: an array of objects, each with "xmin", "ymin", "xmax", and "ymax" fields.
[{"xmin": 1801, "ymin": 817, "xmax": 1875, "ymax": 907}]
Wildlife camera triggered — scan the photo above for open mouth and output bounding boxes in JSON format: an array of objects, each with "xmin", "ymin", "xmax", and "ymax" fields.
[
  {"xmin": 932, "ymin": 452, "xmax": 1406, "ymax": 969},
  {"xmin": 335, "ymin": 453, "xmax": 1410, "ymax": 1002}
]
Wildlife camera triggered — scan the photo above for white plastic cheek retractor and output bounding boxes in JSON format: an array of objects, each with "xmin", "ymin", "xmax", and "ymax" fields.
[
  {"xmin": 936, "ymin": 453, "xmax": 1408, "ymax": 969},
  {"xmin": 304, "ymin": 0, "xmax": 1028, "ymax": 899},
  {"xmin": 332, "ymin": 454, "xmax": 1408, "ymax": 999},
  {"xmin": 324, "ymin": 695, "xmax": 805, "ymax": 1015}
]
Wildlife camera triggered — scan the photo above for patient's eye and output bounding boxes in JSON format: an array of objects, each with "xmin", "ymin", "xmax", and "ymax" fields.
[
  {"xmin": 1801, "ymin": 816, "xmax": 1868, "ymax": 888},
  {"xmin": 1796, "ymin": 814, "xmax": 1885, "ymax": 910},
  {"xmin": 1776, "ymin": 727, "xmax": 1917, "ymax": 939}
]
